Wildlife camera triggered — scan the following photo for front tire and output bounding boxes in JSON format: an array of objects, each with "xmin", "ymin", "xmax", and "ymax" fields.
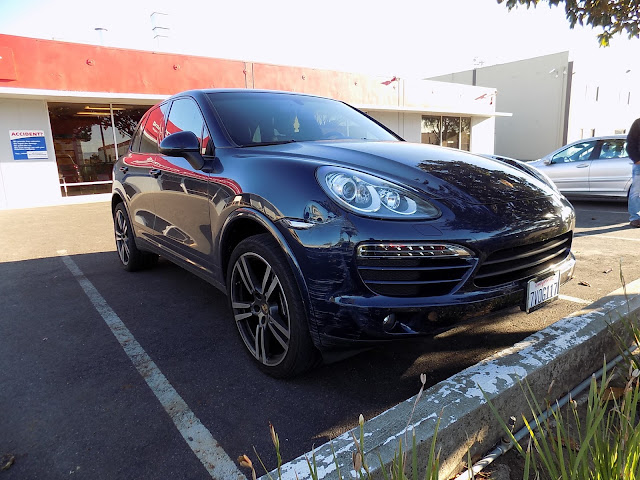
[
  {"xmin": 113, "ymin": 203, "xmax": 158, "ymax": 272},
  {"xmin": 227, "ymin": 234, "xmax": 318, "ymax": 378}
]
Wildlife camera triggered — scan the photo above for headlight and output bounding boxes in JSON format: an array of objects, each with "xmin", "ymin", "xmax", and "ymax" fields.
[{"xmin": 317, "ymin": 166, "xmax": 441, "ymax": 219}]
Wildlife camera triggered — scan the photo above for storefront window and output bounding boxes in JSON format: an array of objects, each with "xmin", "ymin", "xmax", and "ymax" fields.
[
  {"xmin": 421, "ymin": 116, "xmax": 440, "ymax": 145},
  {"xmin": 421, "ymin": 115, "xmax": 471, "ymax": 151},
  {"xmin": 442, "ymin": 116, "xmax": 460, "ymax": 149},
  {"xmin": 48, "ymin": 103, "xmax": 147, "ymax": 196}
]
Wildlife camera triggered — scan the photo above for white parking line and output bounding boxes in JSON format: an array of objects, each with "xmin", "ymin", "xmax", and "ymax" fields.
[
  {"xmin": 599, "ymin": 235, "xmax": 640, "ymax": 242},
  {"xmin": 574, "ymin": 209, "xmax": 628, "ymax": 215},
  {"xmin": 58, "ymin": 252, "xmax": 245, "ymax": 480},
  {"xmin": 558, "ymin": 294, "xmax": 592, "ymax": 305},
  {"xmin": 575, "ymin": 233, "xmax": 640, "ymax": 241}
]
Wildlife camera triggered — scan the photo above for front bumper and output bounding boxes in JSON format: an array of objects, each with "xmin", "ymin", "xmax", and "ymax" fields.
[
  {"xmin": 315, "ymin": 251, "xmax": 575, "ymax": 348},
  {"xmin": 279, "ymin": 194, "xmax": 576, "ymax": 350}
]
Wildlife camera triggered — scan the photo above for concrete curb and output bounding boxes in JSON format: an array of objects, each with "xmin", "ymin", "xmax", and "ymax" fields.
[{"xmin": 261, "ymin": 278, "xmax": 640, "ymax": 480}]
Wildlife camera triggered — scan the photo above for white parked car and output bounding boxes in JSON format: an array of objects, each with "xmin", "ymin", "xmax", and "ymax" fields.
[{"xmin": 528, "ymin": 136, "xmax": 631, "ymax": 199}]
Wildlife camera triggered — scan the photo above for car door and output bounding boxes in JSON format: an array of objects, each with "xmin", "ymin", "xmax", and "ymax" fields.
[
  {"xmin": 588, "ymin": 138, "xmax": 631, "ymax": 197},
  {"xmin": 150, "ymin": 96, "xmax": 214, "ymax": 274},
  {"xmin": 120, "ymin": 104, "xmax": 168, "ymax": 241},
  {"xmin": 542, "ymin": 140, "xmax": 597, "ymax": 194}
]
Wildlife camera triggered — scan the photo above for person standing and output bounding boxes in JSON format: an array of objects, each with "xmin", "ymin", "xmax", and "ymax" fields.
[{"xmin": 628, "ymin": 117, "xmax": 640, "ymax": 227}]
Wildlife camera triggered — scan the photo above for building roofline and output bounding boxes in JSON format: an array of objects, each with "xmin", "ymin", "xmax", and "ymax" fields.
[
  {"xmin": 358, "ymin": 104, "xmax": 512, "ymax": 118},
  {"xmin": 0, "ymin": 87, "xmax": 166, "ymax": 104}
]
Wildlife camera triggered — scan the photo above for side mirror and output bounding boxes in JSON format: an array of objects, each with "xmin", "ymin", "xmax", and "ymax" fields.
[
  {"xmin": 159, "ymin": 131, "xmax": 205, "ymax": 170},
  {"xmin": 543, "ymin": 158, "xmax": 552, "ymax": 166}
]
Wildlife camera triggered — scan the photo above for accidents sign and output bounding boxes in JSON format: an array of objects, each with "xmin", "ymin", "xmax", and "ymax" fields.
[{"xmin": 9, "ymin": 130, "xmax": 48, "ymax": 160}]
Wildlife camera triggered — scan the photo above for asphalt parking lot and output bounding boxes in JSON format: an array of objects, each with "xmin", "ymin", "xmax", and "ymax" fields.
[{"xmin": 1, "ymin": 199, "xmax": 639, "ymax": 479}]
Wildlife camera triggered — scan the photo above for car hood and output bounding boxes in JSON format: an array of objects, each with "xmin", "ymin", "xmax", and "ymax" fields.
[{"xmin": 238, "ymin": 140, "xmax": 553, "ymax": 205}]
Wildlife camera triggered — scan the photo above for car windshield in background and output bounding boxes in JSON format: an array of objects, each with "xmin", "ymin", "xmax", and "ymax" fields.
[
  {"xmin": 206, "ymin": 92, "xmax": 399, "ymax": 147},
  {"xmin": 551, "ymin": 142, "xmax": 596, "ymax": 163}
]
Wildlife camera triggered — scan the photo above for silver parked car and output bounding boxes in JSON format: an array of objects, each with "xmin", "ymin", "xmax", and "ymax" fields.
[{"xmin": 528, "ymin": 135, "xmax": 631, "ymax": 199}]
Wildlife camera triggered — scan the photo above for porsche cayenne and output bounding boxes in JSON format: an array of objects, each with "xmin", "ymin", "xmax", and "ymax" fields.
[{"xmin": 112, "ymin": 89, "xmax": 576, "ymax": 377}]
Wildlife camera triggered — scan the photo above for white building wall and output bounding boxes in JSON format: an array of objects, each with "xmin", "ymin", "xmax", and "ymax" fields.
[
  {"xmin": 429, "ymin": 71, "xmax": 475, "ymax": 85},
  {"xmin": 430, "ymin": 52, "xmax": 570, "ymax": 161},
  {"xmin": 0, "ymin": 154, "xmax": 6, "ymax": 209},
  {"xmin": 431, "ymin": 50, "xmax": 640, "ymax": 161},
  {"xmin": 401, "ymin": 113, "xmax": 422, "ymax": 143},
  {"xmin": 470, "ymin": 116, "xmax": 495, "ymax": 154},
  {"xmin": 567, "ymin": 59, "xmax": 639, "ymax": 141},
  {"xmin": 367, "ymin": 111, "xmax": 401, "ymax": 136},
  {"xmin": 476, "ymin": 52, "xmax": 569, "ymax": 160},
  {"xmin": 0, "ymin": 98, "xmax": 61, "ymax": 209},
  {"xmin": 365, "ymin": 112, "xmax": 422, "ymax": 143}
]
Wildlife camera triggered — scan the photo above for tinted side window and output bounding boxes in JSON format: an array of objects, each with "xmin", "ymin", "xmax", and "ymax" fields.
[
  {"xmin": 166, "ymin": 98, "xmax": 206, "ymax": 150},
  {"xmin": 139, "ymin": 104, "xmax": 169, "ymax": 154},
  {"xmin": 596, "ymin": 139, "xmax": 628, "ymax": 160},
  {"xmin": 551, "ymin": 142, "xmax": 595, "ymax": 164}
]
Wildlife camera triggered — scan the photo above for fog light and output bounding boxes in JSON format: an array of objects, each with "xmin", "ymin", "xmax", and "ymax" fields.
[{"xmin": 382, "ymin": 314, "xmax": 396, "ymax": 331}]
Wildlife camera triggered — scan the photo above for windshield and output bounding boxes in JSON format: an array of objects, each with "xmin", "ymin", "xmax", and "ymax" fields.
[{"xmin": 206, "ymin": 91, "xmax": 399, "ymax": 147}]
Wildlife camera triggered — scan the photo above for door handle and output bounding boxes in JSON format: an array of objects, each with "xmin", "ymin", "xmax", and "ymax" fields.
[
  {"xmin": 119, "ymin": 166, "xmax": 129, "ymax": 173},
  {"xmin": 149, "ymin": 168, "xmax": 162, "ymax": 178},
  {"xmin": 576, "ymin": 164, "xmax": 589, "ymax": 168}
]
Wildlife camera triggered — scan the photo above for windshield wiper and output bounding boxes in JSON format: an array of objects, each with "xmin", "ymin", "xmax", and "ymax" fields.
[{"xmin": 240, "ymin": 140, "xmax": 296, "ymax": 148}]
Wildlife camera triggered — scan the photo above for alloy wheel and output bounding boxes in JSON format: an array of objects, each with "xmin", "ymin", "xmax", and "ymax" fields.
[
  {"xmin": 230, "ymin": 252, "xmax": 291, "ymax": 366},
  {"xmin": 114, "ymin": 209, "xmax": 131, "ymax": 266}
]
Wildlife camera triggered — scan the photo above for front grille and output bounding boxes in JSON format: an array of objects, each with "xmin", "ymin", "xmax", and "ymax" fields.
[
  {"xmin": 356, "ymin": 243, "xmax": 477, "ymax": 297},
  {"xmin": 474, "ymin": 232, "xmax": 572, "ymax": 288}
]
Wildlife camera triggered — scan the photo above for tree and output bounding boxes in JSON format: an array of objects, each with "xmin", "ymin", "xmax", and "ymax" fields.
[{"xmin": 497, "ymin": 0, "xmax": 640, "ymax": 46}]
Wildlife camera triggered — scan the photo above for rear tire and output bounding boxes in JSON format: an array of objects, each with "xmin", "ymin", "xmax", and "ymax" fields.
[
  {"xmin": 113, "ymin": 203, "xmax": 158, "ymax": 272},
  {"xmin": 227, "ymin": 234, "xmax": 319, "ymax": 378}
]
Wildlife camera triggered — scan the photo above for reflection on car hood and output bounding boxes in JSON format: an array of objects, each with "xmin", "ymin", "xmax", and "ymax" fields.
[{"xmin": 241, "ymin": 140, "xmax": 553, "ymax": 205}]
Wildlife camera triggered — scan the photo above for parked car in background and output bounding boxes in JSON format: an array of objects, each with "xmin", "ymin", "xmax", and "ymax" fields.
[
  {"xmin": 112, "ymin": 89, "xmax": 576, "ymax": 377},
  {"xmin": 528, "ymin": 136, "xmax": 631, "ymax": 199}
]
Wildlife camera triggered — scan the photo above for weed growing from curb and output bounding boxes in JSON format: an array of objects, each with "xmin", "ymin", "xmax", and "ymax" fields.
[
  {"xmin": 239, "ymin": 373, "xmax": 442, "ymax": 480},
  {"xmin": 487, "ymin": 315, "xmax": 640, "ymax": 479}
]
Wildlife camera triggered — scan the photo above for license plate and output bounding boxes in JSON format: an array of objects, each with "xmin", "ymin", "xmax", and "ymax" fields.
[{"xmin": 525, "ymin": 271, "xmax": 560, "ymax": 313}]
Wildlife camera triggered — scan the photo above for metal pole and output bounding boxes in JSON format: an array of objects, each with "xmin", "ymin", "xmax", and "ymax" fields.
[{"xmin": 110, "ymin": 104, "xmax": 119, "ymax": 161}]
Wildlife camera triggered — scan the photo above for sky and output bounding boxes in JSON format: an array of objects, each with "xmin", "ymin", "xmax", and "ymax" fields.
[{"xmin": 0, "ymin": 0, "xmax": 639, "ymax": 79}]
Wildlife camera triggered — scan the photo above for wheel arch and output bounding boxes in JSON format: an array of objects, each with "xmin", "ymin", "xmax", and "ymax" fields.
[
  {"xmin": 219, "ymin": 208, "xmax": 319, "ymax": 344},
  {"xmin": 111, "ymin": 189, "xmax": 128, "ymax": 216},
  {"xmin": 111, "ymin": 191, "xmax": 145, "ymax": 255}
]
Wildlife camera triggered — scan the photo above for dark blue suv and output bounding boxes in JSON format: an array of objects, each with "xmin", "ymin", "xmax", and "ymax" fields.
[{"xmin": 112, "ymin": 89, "xmax": 575, "ymax": 377}]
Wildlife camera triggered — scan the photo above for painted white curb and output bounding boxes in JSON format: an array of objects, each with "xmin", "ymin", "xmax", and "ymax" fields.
[{"xmin": 262, "ymin": 278, "xmax": 640, "ymax": 480}]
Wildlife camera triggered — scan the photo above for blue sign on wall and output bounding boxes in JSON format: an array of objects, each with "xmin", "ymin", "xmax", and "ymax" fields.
[{"xmin": 9, "ymin": 130, "xmax": 48, "ymax": 160}]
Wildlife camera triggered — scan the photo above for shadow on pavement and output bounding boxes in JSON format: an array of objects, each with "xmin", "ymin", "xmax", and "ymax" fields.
[{"xmin": 0, "ymin": 251, "xmax": 539, "ymax": 477}]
